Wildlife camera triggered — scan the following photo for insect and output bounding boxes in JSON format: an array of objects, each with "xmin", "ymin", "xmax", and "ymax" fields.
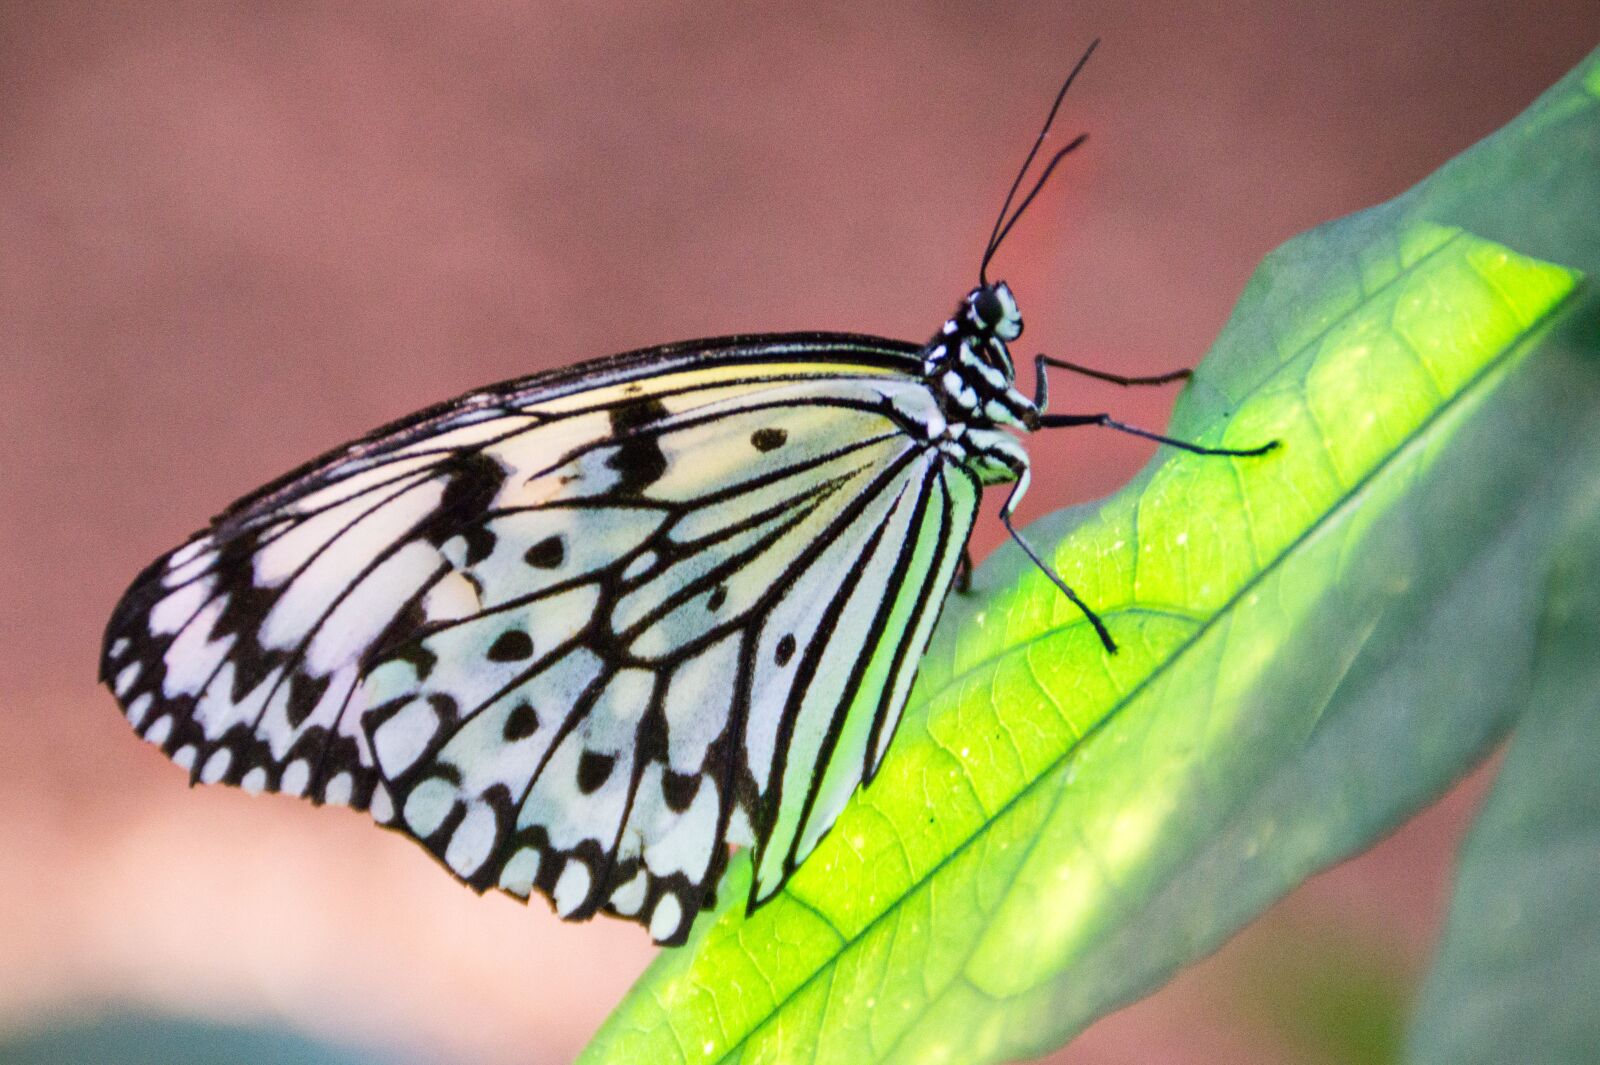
[{"xmin": 99, "ymin": 42, "xmax": 1274, "ymax": 945}]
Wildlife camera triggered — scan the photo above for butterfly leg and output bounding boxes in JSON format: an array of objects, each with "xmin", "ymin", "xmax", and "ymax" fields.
[
  {"xmin": 954, "ymin": 549, "xmax": 975, "ymax": 595},
  {"xmin": 999, "ymin": 507, "xmax": 1116, "ymax": 653},
  {"xmin": 1029, "ymin": 353, "xmax": 1192, "ymax": 414},
  {"xmin": 1033, "ymin": 411, "xmax": 1279, "ymax": 457},
  {"xmin": 978, "ymin": 443, "xmax": 1117, "ymax": 653}
]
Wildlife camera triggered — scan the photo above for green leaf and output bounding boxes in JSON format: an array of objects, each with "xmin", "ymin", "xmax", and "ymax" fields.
[
  {"xmin": 1405, "ymin": 496, "xmax": 1600, "ymax": 1064},
  {"xmin": 583, "ymin": 47, "xmax": 1600, "ymax": 1065}
]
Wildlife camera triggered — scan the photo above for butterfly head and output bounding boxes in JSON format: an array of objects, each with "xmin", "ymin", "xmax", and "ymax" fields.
[
  {"xmin": 965, "ymin": 281, "xmax": 1024, "ymax": 343},
  {"xmin": 938, "ymin": 280, "xmax": 1024, "ymax": 374},
  {"xmin": 921, "ymin": 280, "xmax": 1037, "ymax": 431},
  {"xmin": 927, "ymin": 280, "xmax": 1023, "ymax": 375}
]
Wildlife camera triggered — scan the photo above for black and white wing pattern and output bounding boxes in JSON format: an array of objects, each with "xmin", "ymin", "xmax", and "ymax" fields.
[{"xmin": 100, "ymin": 334, "xmax": 978, "ymax": 944}]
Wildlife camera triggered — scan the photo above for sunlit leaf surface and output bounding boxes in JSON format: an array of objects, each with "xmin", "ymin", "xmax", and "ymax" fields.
[{"xmin": 584, "ymin": 46, "xmax": 1600, "ymax": 1065}]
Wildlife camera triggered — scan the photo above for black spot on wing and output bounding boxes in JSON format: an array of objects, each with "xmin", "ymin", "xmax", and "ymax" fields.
[
  {"xmin": 662, "ymin": 769, "xmax": 700, "ymax": 813},
  {"xmin": 610, "ymin": 396, "xmax": 669, "ymax": 432},
  {"xmin": 524, "ymin": 535, "xmax": 564, "ymax": 569},
  {"xmin": 750, "ymin": 427, "xmax": 787, "ymax": 452},
  {"xmin": 502, "ymin": 701, "xmax": 538, "ymax": 741},
  {"xmin": 421, "ymin": 451, "xmax": 506, "ymax": 563},
  {"xmin": 774, "ymin": 633, "xmax": 797, "ymax": 666},
  {"xmin": 577, "ymin": 750, "xmax": 617, "ymax": 794},
  {"xmin": 606, "ymin": 398, "xmax": 669, "ymax": 494},
  {"xmin": 486, "ymin": 629, "xmax": 534, "ymax": 662},
  {"xmin": 606, "ymin": 438, "xmax": 668, "ymax": 494},
  {"xmin": 460, "ymin": 528, "xmax": 497, "ymax": 568}
]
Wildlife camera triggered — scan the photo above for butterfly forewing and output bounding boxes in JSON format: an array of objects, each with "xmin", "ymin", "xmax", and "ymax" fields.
[{"xmin": 100, "ymin": 334, "xmax": 979, "ymax": 944}]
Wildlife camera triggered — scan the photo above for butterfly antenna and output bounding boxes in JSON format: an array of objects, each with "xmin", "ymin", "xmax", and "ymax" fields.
[
  {"xmin": 979, "ymin": 38, "xmax": 1100, "ymax": 285},
  {"xmin": 985, "ymin": 133, "xmax": 1088, "ymax": 266}
]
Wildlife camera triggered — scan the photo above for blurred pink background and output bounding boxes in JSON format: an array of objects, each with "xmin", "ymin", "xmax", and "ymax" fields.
[{"xmin": 3, "ymin": 2, "xmax": 1596, "ymax": 1062}]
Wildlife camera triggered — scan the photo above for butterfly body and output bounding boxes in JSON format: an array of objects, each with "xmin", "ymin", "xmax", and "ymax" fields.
[
  {"xmin": 101, "ymin": 284, "xmax": 1047, "ymax": 944},
  {"xmin": 919, "ymin": 280, "xmax": 1038, "ymax": 485}
]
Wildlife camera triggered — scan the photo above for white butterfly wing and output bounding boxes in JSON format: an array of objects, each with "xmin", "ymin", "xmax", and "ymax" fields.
[{"xmin": 101, "ymin": 335, "xmax": 978, "ymax": 943}]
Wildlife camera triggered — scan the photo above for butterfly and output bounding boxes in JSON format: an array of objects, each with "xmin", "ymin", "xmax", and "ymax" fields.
[{"xmin": 98, "ymin": 41, "xmax": 1274, "ymax": 945}]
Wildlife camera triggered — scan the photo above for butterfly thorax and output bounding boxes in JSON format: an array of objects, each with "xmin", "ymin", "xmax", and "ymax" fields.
[{"xmin": 918, "ymin": 281, "xmax": 1036, "ymax": 485}]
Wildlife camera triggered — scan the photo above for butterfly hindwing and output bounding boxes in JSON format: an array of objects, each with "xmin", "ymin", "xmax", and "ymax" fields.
[
  {"xmin": 101, "ymin": 335, "xmax": 980, "ymax": 943},
  {"xmin": 752, "ymin": 463, "xmax": 977, "ymax": 900}
]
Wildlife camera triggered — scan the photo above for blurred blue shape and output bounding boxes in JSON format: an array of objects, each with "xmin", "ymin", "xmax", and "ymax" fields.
[{"xmin": 0, "ymin": 1012, "xmax": 431, "ymax": 1065}]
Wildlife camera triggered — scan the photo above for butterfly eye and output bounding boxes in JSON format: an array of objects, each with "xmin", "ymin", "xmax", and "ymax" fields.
[{"xmin": 971, "ymin": 286, "xmax": 1006, "ymax": 328}]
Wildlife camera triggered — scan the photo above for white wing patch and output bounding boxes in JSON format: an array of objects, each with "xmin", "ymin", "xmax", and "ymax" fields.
[{"xmin": 101, "ymin": 342, "xmax": 978, "ymax": 944}]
